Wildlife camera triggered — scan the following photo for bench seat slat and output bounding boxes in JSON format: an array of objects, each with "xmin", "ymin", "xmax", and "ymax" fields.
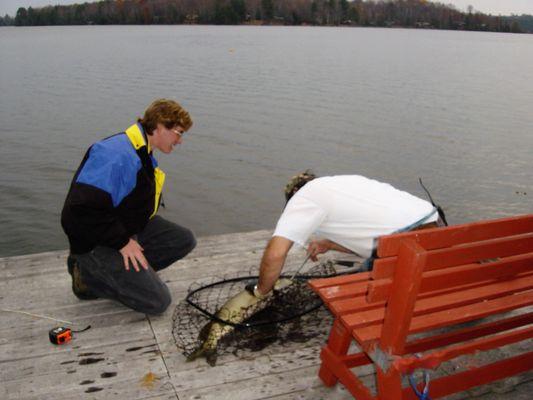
[
  {"xmin": 315, "ymin": 281, "xmax": 369, "ymax": 303},
  {"xmin": 404, "ymin": 312, "xmax": 533, "ymax": 355},
  {"xmin": 340, "ymin": 272, "xmax": 533, "ymax": 330},
  {"xmin": 368, "ymin": 252, "xmax": 533, "ymax": 302},
  {"xmin": 373, "ymin": 234, "xmax": 533, "ymax": 279},
  {"xmin": 329, "ymin": 278, "xmax": 516, "ymax": 315},
  {"xmin": 393, "ymin": 325, "xmax": 533, "ymax": 373},
  {"xmin": 308, "ymin": 271, "xmax": 370, "ymax": 290},
  {"xmin": 400, "ymin": 352, "xmax": 533, "ymax": 399},
  {"xmin": 351, "ymin": 290, "xmax": 533, "ymax": 344},
  {"xmin": 377, "ymin": 214, "xmax": 533, "ymax": 258}
]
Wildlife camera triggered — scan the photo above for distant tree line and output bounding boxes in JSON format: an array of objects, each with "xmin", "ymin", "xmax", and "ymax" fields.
[
  {"xmin": 0, "ymin": 14, "xmax": 14, "ymax": 25},
  {"xmin": 2, "ymin": 0, "xmax": 530, "ymax": 33},
  {"xmin": 505, "ymin": 14, "xmax": 533, "ymax": 32}
]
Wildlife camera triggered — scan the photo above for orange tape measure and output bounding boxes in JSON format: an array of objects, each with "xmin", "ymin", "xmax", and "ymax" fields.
[
  {"xmin": 49, "ymin": 325, "xmax": 91, "ymax": 345},
  {"xmin": 49, "ymin": 327, "xmax": 72, "ymax": 344}
]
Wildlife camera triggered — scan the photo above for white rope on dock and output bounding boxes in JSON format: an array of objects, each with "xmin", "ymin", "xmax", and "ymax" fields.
[{"xmin": 0, "ymin": 308, "xmax": 74, "ymax": 325}]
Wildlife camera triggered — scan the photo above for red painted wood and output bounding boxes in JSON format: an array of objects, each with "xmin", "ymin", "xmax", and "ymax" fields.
[
  {"xmin": 327, "ymin": 318, "xmax": 353, "ymax": 355},
  {"xmin": 369, "ymin": 253, "xmax": 533, "ymax": 302},
  {"xmin": 377, "ymin": 213, "xmax": 533, "ymax": 258},
  {"xmin": 318, "ymin": 318, "xmax": 354, "ymax": 386},
  {"xmin": 308, "ymin": 271, "xmax": 370, "ymax": 290},
  {"xmin": 404, "ymin": 312, "xmax": 533, "ymax": 355},
  {"xmin": 400, "ymin": 352, "xmax": 533, "ymax": 399},
  {"xmin": 379, "ymin": 239, "xmax": 426, "ymax": 354},
  {"xmin": 373, "ymin": 234, "xmax": 533, "ymax": 279},
  {"xmin": 372, "ymin": 257, "xmax": 401, "ymax": 279},
  {"xmin": 376, "ymin": 366, "xmax": 404, "ymax": 399},
  {"xmin": 342, "ymin": 272, "xmax": 533, "ymax": 331},
  {"xmin": 320, "ymin": 346, "xmax": 377, "ymax": 400},
  {"xmin": 317, "ymin": 280, "xmax": 369, "ymax": 303},
  {"xmin": 337, "ymin": 351, "xmax": 373, "ymax": 369},
  {"xmin": 318, "ymin": 317, "xmax": 533, "ymax": 399},
  {"xmin": 355, "ymin": 290, "xmax": 533, "ymax": 343},
  {"xmin": 313, "ymin": 214, "xmax": 533, "ymax": 399},
  {"xmin": 317, "ymin": 364, "xmax": 337, "ymax": 387},
  {"xmin": 393, "ymin": 325, "xmax": 533, "ymax": 373},
  {"xmin": 332, "ymin": 273, "xmax": 533, "ymax": 316},
  {"xmin": 330, "ymin": 296, "xmax": 386, "ymax": 315}
]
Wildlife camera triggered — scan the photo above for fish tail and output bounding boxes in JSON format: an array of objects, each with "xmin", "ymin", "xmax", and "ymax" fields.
[
  {"xmin": 186, "ymin": 344, "xmax": 217, "ymax": 365},
  {"xmin": 186, "ymin": 346, "xmax": 206, "ymax": 362}
]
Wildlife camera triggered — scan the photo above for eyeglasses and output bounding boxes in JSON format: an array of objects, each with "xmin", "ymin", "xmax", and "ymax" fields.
[{"xmin": 171, "ymin": 128, "xmax": 184, "ymax": 138}]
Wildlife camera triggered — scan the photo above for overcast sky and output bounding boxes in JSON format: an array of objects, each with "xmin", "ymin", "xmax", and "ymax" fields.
[{"xmin": 2, "ymin": 0, "xmax": 533, "ymax": 18}]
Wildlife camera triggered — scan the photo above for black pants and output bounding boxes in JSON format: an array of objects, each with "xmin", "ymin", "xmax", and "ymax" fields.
[{"xmin": 70, "ymin": 216, "xmax": 196, "ymax": 315}]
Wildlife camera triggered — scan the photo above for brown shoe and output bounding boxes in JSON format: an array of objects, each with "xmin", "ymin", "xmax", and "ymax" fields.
[{"xmin": 67, "ymin": 256, "xmax": 98, "ymax": 300}]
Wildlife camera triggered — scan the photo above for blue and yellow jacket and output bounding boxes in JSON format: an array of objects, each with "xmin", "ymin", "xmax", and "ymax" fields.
[{"xmin": 61, "ymin": 123, "xmax": 165, "ymax": 254}]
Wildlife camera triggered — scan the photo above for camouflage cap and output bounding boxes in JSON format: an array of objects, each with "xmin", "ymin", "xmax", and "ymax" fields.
[{"xmin": 284, "ymin": 170, "xmax": 317, "ymax": 201}]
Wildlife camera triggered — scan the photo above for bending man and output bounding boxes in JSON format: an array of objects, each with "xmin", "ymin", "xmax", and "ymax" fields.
[
  {"xmin": 254, "ymin": 172, "xmax": 441, "ymax": 297},
  {"xmin": 61, "ymin": 99, "xmax": 196, "ymax": 314}
]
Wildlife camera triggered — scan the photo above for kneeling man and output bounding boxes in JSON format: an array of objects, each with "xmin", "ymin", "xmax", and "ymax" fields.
[{"xmin": 61, "ymin": 99, "xmax": 196, "ymax": 314}]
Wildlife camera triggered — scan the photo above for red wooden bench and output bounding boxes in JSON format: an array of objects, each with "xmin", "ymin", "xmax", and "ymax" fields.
[{"xmin": 309, "ymin": 214, "xmax": 533, "ymax": 399}]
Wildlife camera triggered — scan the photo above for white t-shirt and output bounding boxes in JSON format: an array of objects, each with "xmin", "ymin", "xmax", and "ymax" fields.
[{"xmin": 273, "ymin": 175, "xmax": 437, "ymax": 258}]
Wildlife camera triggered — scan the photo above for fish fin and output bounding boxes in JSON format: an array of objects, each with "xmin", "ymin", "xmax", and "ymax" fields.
[
  {"xmin": 198, "ymin": 321, "xmax": 212, "ymax": 342},
  {"xmin": 186, "ymin": 321, "xmax": 211, "ymax": 363}
]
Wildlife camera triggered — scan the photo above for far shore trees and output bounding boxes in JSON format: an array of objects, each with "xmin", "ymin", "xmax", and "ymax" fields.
[{"xmin": 7, "ymin": 0, "xmax": 531, "ymax": 33}]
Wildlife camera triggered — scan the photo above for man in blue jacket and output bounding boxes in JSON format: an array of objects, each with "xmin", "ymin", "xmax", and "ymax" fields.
[{"xmin": 61, "ymin": 99, "xmax": 196, "ymax": 314}]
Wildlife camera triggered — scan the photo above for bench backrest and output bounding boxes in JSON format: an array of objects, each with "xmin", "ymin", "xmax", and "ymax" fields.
[
  {"xmin": 370, "ymin": 214, "xmax": 533, "ymax": 354},
  {"xmin": 367, "ymin": 214, "xmax": 533, "ymax": 303}
]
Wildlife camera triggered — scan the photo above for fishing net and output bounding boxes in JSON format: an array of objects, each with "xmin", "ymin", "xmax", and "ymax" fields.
[{"xmin": 172, "ymin": 259, "xmax": 360, "ymax": 366}]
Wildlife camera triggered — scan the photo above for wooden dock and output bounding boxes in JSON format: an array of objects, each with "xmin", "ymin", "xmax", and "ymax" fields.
[{"xmin": 1, "ymin": 230, "xmax": 531, "ymax": 399}]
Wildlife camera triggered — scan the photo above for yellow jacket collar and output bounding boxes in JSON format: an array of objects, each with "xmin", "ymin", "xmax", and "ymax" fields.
[{"xmin": 125, "ymin": 123, "xmax": 152, "ymax": 153}]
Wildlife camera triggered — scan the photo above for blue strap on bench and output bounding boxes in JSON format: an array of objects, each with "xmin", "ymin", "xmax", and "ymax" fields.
[{"xmin": 408, "ymin": 370, "xmax": 432, "ymax": 400}]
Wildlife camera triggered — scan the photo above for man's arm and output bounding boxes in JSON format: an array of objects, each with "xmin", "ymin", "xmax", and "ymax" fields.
[
  {"xmin": 256, "ymin": 236, "xmax": 294, "ymax": 296},
  {"xmin": 307, "ymin": 239, "xmax": 356, "ymax": 261}
]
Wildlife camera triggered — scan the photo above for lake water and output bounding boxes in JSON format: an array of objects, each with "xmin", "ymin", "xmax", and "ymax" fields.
[{"xmin": 0, "ymin": 26, "xmax": 532, "ymax": 257}]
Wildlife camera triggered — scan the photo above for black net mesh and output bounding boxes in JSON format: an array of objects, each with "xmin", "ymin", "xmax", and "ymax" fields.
[{"xmin": 172, "ymin": 260, "xmax": 357, "ymax": 366}]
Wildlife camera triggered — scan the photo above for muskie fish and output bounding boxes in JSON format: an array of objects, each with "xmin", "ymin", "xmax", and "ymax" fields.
[{"xmin": 187, "ymin": 279, "xmax": 293, "ymax": 366}]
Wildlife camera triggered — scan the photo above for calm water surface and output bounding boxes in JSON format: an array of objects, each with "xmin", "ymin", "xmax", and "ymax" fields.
[{"xmin": 0, "ymin": 26, "xmax": 532, "ymax": 257}]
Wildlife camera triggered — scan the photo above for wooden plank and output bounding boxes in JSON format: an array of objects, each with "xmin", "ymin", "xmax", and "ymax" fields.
[
  {"xmin": 369, "ymin": 253, "xmax": 533, "ymax": 302},
  {"xmin": 354, "ymin": 291, "xmax": 533, "ymax": 343},
  {"xmin": 338, "ymin": 312, "xmax": 533, "ymax": 362},
  {"xmin": 400, "ymin": 353, "xmax": 533, "ymax": 400},
  {"xmin": 0, "ymin": 229, "xmax": 274, "ymax": 277},
  {"xmin": 308, "ymin": 272, "xmax": 370, "ymax": 290},
  {"xmin": 0, "ymin": 249, "xmax": 309, "ymax": 312},
  {"xmin": 372, "ymin": 235, "xmax": 533, "ymax": 279},
  {"xmin": 377, "ymin": 214, "xmax": 533, "ymax": 258},
  {"xmin": 379, "ymin": 240, "xmax": 426, "ymax": 354},
  {"xmin": 404, "ymin": 313, "xmax": 533, "ymax": 356},
  {"xmin": 393, "ymin": 326, "xmax": 533, "ymax": 373},
  {"xmin": 329, "ymin": 277, "xmax": 516, "ymax": 316},
  {"xmin": 174, "ymin": 365, "xmax": 324, "ymax": 400},
  {"xmin": 0, "ymin": 311, "xmax": 152, "ymax": 364},
  {"xmin": 341, "ymin": 273, "xmax": 533, "ymax": 332},
  {"xmin": 330, "ymin": 296, "xmax": 385, "ymax": 316},
  {"xmin": 315, "ymin": 280, "xmax": 369, "ymax": 305},
  {"xmin": 1, "ymin": 343, "xmax": 171, "ymax": 399}
]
